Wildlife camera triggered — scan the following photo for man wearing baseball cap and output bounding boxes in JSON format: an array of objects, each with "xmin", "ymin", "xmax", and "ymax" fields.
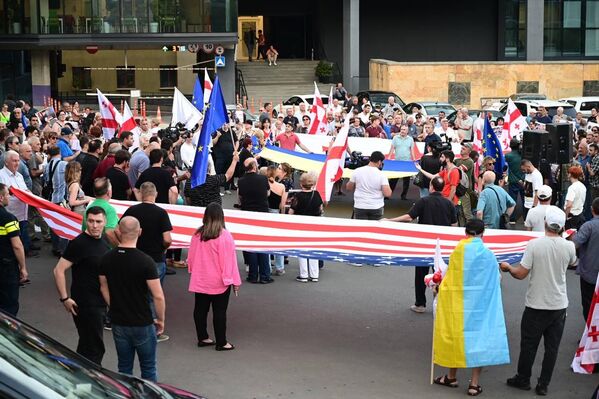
[
  {"xmin": 57, "ymin": 127, "xmax": 80, "ymax": 162},
  {"xmin": 500, "ymin": 206, "xmax": 576, "ymax": 396},
  {"xmin": 524, "ymin": 185, "xmax": 552, "ymax": 232}
]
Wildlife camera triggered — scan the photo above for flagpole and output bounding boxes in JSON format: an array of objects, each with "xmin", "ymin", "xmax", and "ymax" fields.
[{"xmin": 430, "ymin": 317, "xmax": 435, "ymax": 385}]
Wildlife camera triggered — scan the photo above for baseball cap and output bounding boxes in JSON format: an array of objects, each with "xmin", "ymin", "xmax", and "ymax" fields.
[
  {"xmin": 461, "ymin": 142, "xmax": 473, "ymax": 151},
  {"xmin": 537, "ymin": 185, "xmax": 552, "ymax": 200},
  {"xmin": 60, "ymin": 127, "xmax": 73, "ymax": 136},
  {"xmin": 545, "ymin": 206, "xmax": 566, "ymax": 230}
]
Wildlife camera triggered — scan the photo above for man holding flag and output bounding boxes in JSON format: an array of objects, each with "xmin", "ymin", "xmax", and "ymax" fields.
[{"xmin": 483, "ymin": 116, "xmax": 506, "ymax": 184}]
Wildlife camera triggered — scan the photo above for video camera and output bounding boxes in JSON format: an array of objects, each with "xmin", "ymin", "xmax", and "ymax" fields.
[
  {"xmin": 345, "ymin": 151, "xmax": 370, "ymax": 170},
  {"xmin": 158, "ymin": 123, "xmax": 188, "ymax": 142}
]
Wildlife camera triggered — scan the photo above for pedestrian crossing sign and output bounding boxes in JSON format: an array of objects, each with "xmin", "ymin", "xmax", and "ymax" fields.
[{"xmin": 215, "ymin": 55, "xmax": 225, "ymax": 68}]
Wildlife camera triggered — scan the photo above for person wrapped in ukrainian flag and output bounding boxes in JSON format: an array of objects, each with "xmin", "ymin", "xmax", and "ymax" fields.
[{"xmin": 433, "ymin": 218, "xmax": 510, "ymax": 397}]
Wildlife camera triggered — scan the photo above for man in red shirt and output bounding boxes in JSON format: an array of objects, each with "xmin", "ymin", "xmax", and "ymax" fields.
[
  {"xmin": 365, "ymin": 116, "xmax": 387, "ymax": 138},
  {"xmin": 417, "ymin": 149, "xmax": 460, "ymax": 206},
  {"xmin": 275, "ymin": 122, "xmax": 312, "ymax": 153}
]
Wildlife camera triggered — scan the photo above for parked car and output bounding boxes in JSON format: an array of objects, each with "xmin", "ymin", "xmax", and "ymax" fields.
[
  {"xmin": 558, "ymin": 97, "xmax": 599, "ymax": 118},
  {"xmin": 0, "ymin": 310, "xmax": 206, "ymax": 399},
  {"xmin": 273, "ymin": 95, "xmax": 329, "ymax": 115},
  {"xmin": 447, "ymin": 109, "xmax": 504, "ymax": 125},
  {"xmin": 500, "ymin": 99, "xmax": 577, "ymax": 119},
  {"xmin": 226, "ymin": 104, "xmax": 257, "ymax": 124},
  {"xmin": 356, "ymin": 91, "xmax": 405, "ymax": 108},
  {"xmin": 402, "ymin": 102, "xmax": 457, "ymax": 118}
]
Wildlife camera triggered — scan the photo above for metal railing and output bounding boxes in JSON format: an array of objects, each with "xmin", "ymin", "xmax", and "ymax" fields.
[{"xmin": 235, "ymin": 66, "xmax": 248, "ymax": 104}]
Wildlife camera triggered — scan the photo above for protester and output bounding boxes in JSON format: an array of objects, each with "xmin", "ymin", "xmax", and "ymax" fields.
[
  {"xmin": 79, "ymin": 139, "xmax": 102, "ymax": 196},
  {"xmin": 385, "ymin": 176, "xmax": 457, "ymax": 313},
  {"xmin": 57, "ymin": 127, "xmax": 80, "ymax": 161},
  {"xmin": 417, "ymin": 150, "xmax": 460, "ymax": 207},
  {"xmin": 238, "ymin": 158, "xmax": 273, "ymax": 284},
  {"xmin": 476, "ymin": 171, "xmax": 516, "ymax": 229},
  {"xmin": 573, "ymin": 197, "xmax": 599, "ymax": 321},
  {"xmin": 105, "ymin": 149, "xmax": 132, "ymax": 200},
  {"xmin": 455, "ymin": 142, "xmax": 475, "ymax": 224},
  {"xmin": 521, "ymin": 159, "xmax": 543, "ymax": 216},
  {"xmin": 188, "ymin": 203, "xmax": 241, "ymax": 351},
  {"xmin": 185, "ymin": 154, "xmax": 239, "ymax": 207},
  {"xmin": 212, "ymin": 124, "xmax": 238, "ymax": 194},
  {"xmin": 53, "ymin": 206, "xmax": 111, "ymax": 365},
  {"xmin": 433, "ymin": 219, "xmax": 509, "ymax": 396},
  {"xmin": 0, "ymin": 150, "xmax": 35, "ymax": 257},
  {"xmin": 266, "ymin": 165, "xmax": 287, "ymax": 276},
  {"xmin": 122, "ymin": 182, "xmax": 172, "ymax": 342},
  {"xmin": 275, "ymin": 122, "xmax": 312, "ymax": 153},
  {"xmin": 564, "ymin": 165, "xmax": 587, "ymax": 230},
  {"xmin": 134, "ymin": 149, "xmax": 177, "ymax": 204},
  {"xmin": 523, "ymin": 185, "xmax": 552, "ymax": 232},
  {"xmin": 99, "ymin": 216, "xmax": 165, "ymax": 382},
  {"xmin": 65, "ymin": 161, "xmax": 93, "ymax": 215},
  {"xmin": 83, "ymin": 178, "xmax": 119, "ymax": 247},
  {"xmin": 44, "ymin": 145, "xmax": 68, "ymax": 256},
  {"xmin": 346, "ymin": 151, "xmax": 391, "ymax": 220},
  {"xmin": 289, "ymin": 172, "xmax": 324, "ymax": 282},
  {"xmin": 505, "ymin": 139, "xmax": 524, "ymax": 224},
  {"xmin": 128, "ymin": 142, "xmax": 160, "ymax": 188},
  {"xmin": 93, "ymin": 142, "xmax": 120, "ymax": 180},
  {"xmin": 501, "ymin": 206, "xmax": 576, "ymax": 396},
  {"xmin": 389, "ymin": 125, "xmax": 414, "ymax": 200},
  {"xmin": 454, "ymin": 108, "xmax": 473, "ymax": 142},
  {"xmin": 17, "ymin": 143, "xmax": 33, "ymax": 191},
  {"xmin": 0, "ymin": 183, "xmax": 27, "ymax": 316},
  {"xmin": 589, "ymin": 143, "xmax": 599, "ymax": 201}
]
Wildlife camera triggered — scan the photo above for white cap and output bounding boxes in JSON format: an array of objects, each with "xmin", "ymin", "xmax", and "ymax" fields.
[
  {"xmin": 545, "ymin": 206, "xmax": 566, "ymax": 230},
  {"xmin": 537, "ymin": 185, "xmax": 553, "ymax": 200}
]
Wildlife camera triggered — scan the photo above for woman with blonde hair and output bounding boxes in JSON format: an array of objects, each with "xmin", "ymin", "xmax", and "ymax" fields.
[
  {"xmin": 289, "ymin": 171, "xmax": 324, "ymax": 282},
  {"xmin": 65, "ymin": 161, "xmax": 92, "ymax": 214},
  {"xmin": 266, "ymin": 165, "xmax": 288, "ymax": 275},
  {"xmin": 188, "ymin": 203, "xmax": 241, "ymax": 351}
]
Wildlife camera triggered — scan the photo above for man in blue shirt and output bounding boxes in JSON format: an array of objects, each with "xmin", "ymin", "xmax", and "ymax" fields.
[
  {"xmin": 476, "ymin": 171, "xmax": 516, "ymax": 229},
  {"xmin": 573, "ymin": 197, "xmax": 599, "ymax": 321},
  {"xmin": 57, "ymin": 127, "xmax": 80, "ymax": 161}
]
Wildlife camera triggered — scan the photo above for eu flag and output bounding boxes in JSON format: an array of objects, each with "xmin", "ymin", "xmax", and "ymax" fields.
[
  {"xmin": 483, "ymin": 116, "xmax": 505, "ymax": 178},
  {"xmin": 192, "ymin": 76, "xmax": 204, "ymax": 112},
  {"xmin": 191, "ymin": 75, "xmax": 228, "ymax": 188}
]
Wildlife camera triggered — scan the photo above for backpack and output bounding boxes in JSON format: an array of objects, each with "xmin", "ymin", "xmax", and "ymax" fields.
[
  {"xmin": 41, "ymin": 160, "xmax": 59, "ymax": 201},
  {"xmin": 455, "ymin": 168, "xmax": 469, "ymax": 197}
]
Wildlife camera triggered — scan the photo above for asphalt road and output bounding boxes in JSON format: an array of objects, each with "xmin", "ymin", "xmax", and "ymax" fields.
[{"xmin": 17, "ymin": 188, "xmax": 597, "ymax": 399}]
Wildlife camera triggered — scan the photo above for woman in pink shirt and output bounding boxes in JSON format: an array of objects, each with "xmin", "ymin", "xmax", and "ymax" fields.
[{"xmin": 188, "ymin": 203, "xmax": 241, "ymax": 351}]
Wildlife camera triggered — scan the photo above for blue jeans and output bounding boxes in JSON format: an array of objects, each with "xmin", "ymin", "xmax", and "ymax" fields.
[
  {"xmin": 19, "ymin": 221, "xmax": 30, "ymax": 253},
  {"xmin": 112, "ymin": 324, "xmax": 158, "ymax": 382},
  {"xmin": 149, "ymin": 262, "xmax": 166, "ymax": 320},
  {"xmin": 419, "ymin": 187, "xmax": 429, "ymax": 198},
  {"xmin": 508, "ymin": 182, "xmax": 524, "ymax": 222},
  {"xmin": 245, "ymin": 251, "xmax": 271, "ymax": 282}
]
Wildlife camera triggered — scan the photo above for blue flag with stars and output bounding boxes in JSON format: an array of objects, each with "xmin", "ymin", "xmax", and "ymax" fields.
[
  {"xmin": 483, "ymin": 116, "xmax": 505, "ymax": 179},
  {"xmin": 191, "ymin": 75, "xmax": 228, "ymax": 188},
  {"xmin": 192, "ymin": 76, "xmax": 204, "ymax": 112}
]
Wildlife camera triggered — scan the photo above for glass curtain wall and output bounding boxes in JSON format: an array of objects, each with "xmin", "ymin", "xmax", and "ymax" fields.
[
  {"xmin": 544, "ymin": 0, "xmax": 599, "ymax": 58},
  {"xmin": 503, "ymin": 0, "xmax": 527, "ymax": 58}
]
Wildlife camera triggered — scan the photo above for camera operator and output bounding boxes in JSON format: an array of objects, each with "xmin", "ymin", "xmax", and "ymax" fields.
[{"xmin": 212, "ymin": 123, "xmax": 238, "ymax": 194}]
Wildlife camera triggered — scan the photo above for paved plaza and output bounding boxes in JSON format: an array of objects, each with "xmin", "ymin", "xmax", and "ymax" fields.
[{"xmin": 17, "ymin": 193, "xmax": 597, "ymax": 399}]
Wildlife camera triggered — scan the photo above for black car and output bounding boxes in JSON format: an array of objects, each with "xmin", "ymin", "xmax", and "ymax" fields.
[
  {"xmin": 356, "ymin": 91, "xmax": 405, "ymax": 108},
  {"xmin": 0, "ymin": 310, "xmax": 206, "ymax": 399}
]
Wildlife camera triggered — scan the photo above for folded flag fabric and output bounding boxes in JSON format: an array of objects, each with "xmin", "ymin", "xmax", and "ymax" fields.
[
  {"xmin": 259, "ymin": 145, "xmax": 419, "ymax": 179},
  {"xmin": 434, "ymin": 237, "xmax": 510, "ymax": 368},
  {"xmin": 572, "ymin": 272, "xmax": 599, "ymax": 374},
  {"xmin": 10, "ymin": 188, "xmax": 537, "ymax": 267}
]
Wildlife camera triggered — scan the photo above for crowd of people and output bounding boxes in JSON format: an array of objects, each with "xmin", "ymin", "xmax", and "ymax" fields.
[{"xmin": 0, "ymin": 89, "xmax": 598, "ymax": 396}]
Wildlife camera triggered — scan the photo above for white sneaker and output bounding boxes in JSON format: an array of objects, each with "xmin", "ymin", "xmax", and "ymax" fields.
[
  {"xmin": 410, "ymin": 305, "xmax": 426, "ymax": 313},
  {"xmin": 269, "ymin": 62, "xmax": 272, "ymax": 66},
  {"xmin": 157, "ymin": 334, "xmax": 170, "ymax": 342},
  {"xmin": 224, "ymin": 190, "xmax": 232, "ymax": 195},
  {"xmin": 274, "ymin": 62, "xmax": 277, "ymax": 66}
]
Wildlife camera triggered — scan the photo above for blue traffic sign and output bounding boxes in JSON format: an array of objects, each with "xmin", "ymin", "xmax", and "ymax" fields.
[{"xmin": 215, "ymin": 55, "xmax": 225, "ymax": 68}]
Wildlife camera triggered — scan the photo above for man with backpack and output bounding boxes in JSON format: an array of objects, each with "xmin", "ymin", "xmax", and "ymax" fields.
[
  {"xmin": 44, "ymin": 146, "xmax": 68, "ymax": 257},
  {"xmin": 477, "ymin": 171, "xmax": 516, "ymax": 229}
]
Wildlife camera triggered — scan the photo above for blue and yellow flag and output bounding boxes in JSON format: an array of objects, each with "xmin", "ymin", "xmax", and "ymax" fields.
[{"xmin": 434, "ymin": 237, "xmax": 510, "ymax": 368}]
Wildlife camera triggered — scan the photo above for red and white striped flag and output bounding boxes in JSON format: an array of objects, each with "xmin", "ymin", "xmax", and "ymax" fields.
[
  {"xmin": 308, "ymin": 82, "xmax": 328, "ymax": 135},
  {"xmin": 97, "ymin": 89, "xmax": 123, "ymax": 140},
  {"xmin": 573, "ymin": 274, "xmax": 599, "ymax": 374},
  {"xmin": 316, "ymin": 114, "xmax": 351, "ymax": 202},
  {"xmin": 203, "ymin": 68, "xmax": 213, "ymax": 105}
]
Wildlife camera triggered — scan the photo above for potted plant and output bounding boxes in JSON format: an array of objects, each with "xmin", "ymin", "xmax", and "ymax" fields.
[
  {"xmin": 149, "ymin": 0, "xmax": 160, "ymax": 32},
  {"xmin": 315, "ymin": 61, "xmax": 333, "ymax": 84}
]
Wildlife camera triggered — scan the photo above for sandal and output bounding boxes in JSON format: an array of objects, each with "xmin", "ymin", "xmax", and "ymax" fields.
[
  {"xmin": 467, "ymin": 384, "xmax": 482, "ymax": 396},
  {"xmin": 434, "ymin": 375, "xmax": 459, "ymax": 388},
  {"xmin": 197, "ymin": 339, "xmax": 215, "ymax": 347}
]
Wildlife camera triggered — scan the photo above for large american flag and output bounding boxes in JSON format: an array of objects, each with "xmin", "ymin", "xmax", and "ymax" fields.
[{"xmin": 11, "ymin": 188, "xmax": 538, "ymax": 266}]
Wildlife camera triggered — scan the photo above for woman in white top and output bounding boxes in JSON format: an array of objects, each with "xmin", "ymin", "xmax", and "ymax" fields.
[
  {"xmin": 564, "ymin": 165, "xmax": 587, "ymax": 230},
  {"xmin": 265, "ymin": 165, "xmax": 287, "ymax": 275},
  {"xmin": 65, "ymin": 161, "xmax": 93, "ymax": 215},
  {"xmin": 180, "ymin": 133, "xmax": 196, "ymax": 169}
]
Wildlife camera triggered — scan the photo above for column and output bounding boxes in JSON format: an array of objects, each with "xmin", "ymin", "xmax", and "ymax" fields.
[
  {"xmin": 218, "ymin": 48, "xmax": 235, "ymax": 104},
  {"xmin": 343, "ymin": 0, "xmax": 360, "ymax": 93},
  {"xmin": 526, "ymin": 0, "xmax": 544, "ymax": 61},
  {"xmin": 30, "ymin": 51, "xmax": 51, "ymax": 108}
]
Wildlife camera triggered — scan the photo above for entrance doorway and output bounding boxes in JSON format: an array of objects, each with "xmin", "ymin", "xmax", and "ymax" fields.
[{"xmin": 237, "ymin": 16, "xmax": 264, "ymax": 61}]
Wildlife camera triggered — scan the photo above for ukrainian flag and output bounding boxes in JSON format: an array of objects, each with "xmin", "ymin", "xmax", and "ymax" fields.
[{"xmin": 434, "ymin": 237, "xmax": 510, "ymax": 368}]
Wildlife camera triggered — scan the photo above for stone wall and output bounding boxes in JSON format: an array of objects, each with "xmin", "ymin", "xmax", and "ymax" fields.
[{"xmin": 369, "ymin": 60, "xmax": 599, "ymax": 109}]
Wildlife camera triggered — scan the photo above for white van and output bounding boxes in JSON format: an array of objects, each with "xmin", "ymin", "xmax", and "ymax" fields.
[{"xmin": 558, "ymin": 97, "xmax": 599, "ymax": 118}]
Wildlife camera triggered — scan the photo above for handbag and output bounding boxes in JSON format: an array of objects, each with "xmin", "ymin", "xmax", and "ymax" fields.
[{"xmin": 488, "ymin": 186, "xmax": 508, "ymax": 229}]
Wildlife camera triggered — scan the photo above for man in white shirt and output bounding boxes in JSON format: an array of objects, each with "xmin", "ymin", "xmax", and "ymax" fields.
[
  {"xmin": 294, "ymin": 103, "xmax": 309, "ymax": 121},
  {"xmin": 0, "ymin": 150, "xmax": 36, "ymax": 257},
  {"xmin": 434, "ymin": 118, "xmax": 456, "ymax": 143},
  {"xmin": 520, "ymin": 159, "xmax": 544, "ymax": 217},
  {"xmin": 524, "ymin": 185, "xmax": 552, "ymax": 232},
  {"xmin": 357, "ymin": 104, "xmax": 373, "ymax": 125},
  {"xmin": 454, "ymin": 108, "xmax": 474, "ymax": 142},
  {"xmin": 346, "ymin": 151, "xmax": 392, "ymax": 220}
]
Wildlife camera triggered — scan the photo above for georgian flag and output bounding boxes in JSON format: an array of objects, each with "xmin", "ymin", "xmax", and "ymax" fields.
[
  {"xmin": 316, "ymin": 114, "xmax": 351, "ymax": 202},
  {"xmin": 121, "ymin": 102, "xmax": 142, "ymax": 150},
  {"xmin": 502, "ymin": 98, "xmax": 527, "ymax": 144},
  {"xmin": 308, "ymin": 82, "xmax": 328, "ymax": 135},
  {"xmin": 203, "ymin": 68, "xmax": 213, "ymax": 105},
  {"xmin": 97, "ymin": 89, "xmax": 123, "ymax": 140},
  {"xmin": 573, "ymin": 273, "xmax": 599, "ymax": 374}
]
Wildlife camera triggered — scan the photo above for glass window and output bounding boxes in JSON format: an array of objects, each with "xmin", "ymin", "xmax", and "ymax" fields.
[
  {"xmin": 503, "ymin": 0, "xmax": 527, "ymax": 59},
  {"xmin": 159, "ymin": 65, "xmax": 177, "ymax": 88},
  {"xmin": 588, "ymin": 0, "xmax": 599, "ymax": 28},
  {"xmin": 586, "ymin": 1, "xmax": 599, "ymax": 56},
  {"xmin": 116, "ymin": 66, "xmax": 135, "ymax": 89},
  {"xmin": 563, "ymin": 1, "xmax": 581, "ymax": 28},
  {"xmin": 72, "ymin": 67, "xmax": 91, "ymax": 90}
]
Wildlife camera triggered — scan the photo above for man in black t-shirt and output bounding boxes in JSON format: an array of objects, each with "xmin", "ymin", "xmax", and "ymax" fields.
[
  {"xmin": 0, "ymin": 183, "xmax": 27, "ymax": 317},
  {"xmin": 79, "ymin": 139, "xmax": 102, "ymax": 196},
  {"xmin": 99, "ymin": 216, "xmax": 165, "ymax": 382},
  {"xmin": 134, "ymin": 149, "xmax": 177, "ymax": 204},
  {"xmin": 184, "ymin": 153, "xmax": 239, "ymax": 207},
  {"xmin": 238, "ymin": 158, "xmax": 273, "ymax": 284},
  {"xmin": 385, "ymin": 176, "xmax": 457, "ymax": 314},
  {"xmin": 211, "ymin": 124, "xmax": 238, "ymax": 192},
  {"xmin": 106, "ymin": 150, "xmax": 132, "ymax": 200},
  {"xmin": 53, "ymin": 206, "xmax": 111, "ymax": 365}
]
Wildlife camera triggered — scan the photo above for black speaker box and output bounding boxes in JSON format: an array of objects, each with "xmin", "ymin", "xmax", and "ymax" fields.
[
  {"xmin": 545, "ymin": 123, "xmax": 573, "ymax": 164},
  {"xmin": 522, "ymin": 130, "xmax": 548, "ymax": 167}
]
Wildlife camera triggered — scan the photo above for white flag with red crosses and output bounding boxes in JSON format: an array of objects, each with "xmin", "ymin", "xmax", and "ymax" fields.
[{"xmin": 573, "ymin": 273, "xmax": 599, "ymax": 374}]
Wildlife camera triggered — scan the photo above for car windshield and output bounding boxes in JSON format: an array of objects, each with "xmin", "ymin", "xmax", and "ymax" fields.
[
  {"xmin": 0, "ymin": 316, "xmax": 165, "ymax": 398},
  {"xmin": 304, "ymin": 97, "xmax": 329, "ymax": 105},
  {"xmin": 368, "ymin": 94, "xmax": 403, "ymax": 107},
  {"xmin": 424, "ymin": 105, "xmax": 456, "ymax": 116},
  {"xmin": 544, "ymin": 106, "xmax": 576, "ymax": 118}
]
